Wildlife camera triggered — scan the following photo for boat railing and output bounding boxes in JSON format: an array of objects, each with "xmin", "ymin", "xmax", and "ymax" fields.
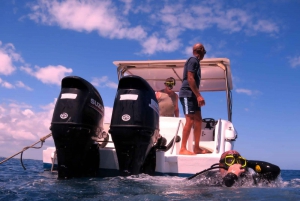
[{"xmin": 170, "ymin": 119, "xmax": 184, "ymax": 154}]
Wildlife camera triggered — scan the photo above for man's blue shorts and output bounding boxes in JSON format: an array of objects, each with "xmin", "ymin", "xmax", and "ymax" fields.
[{"xmin": 179, "ymin": 97, "xmax": 201, "ymax": 115}]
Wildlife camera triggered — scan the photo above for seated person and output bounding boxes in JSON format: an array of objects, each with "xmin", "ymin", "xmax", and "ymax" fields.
[
  {"xmin": 156, "ymin": 77, "xmax": 179, "ymax": 117},
  {"xmin": 220, "ymin": 150, "xmax": 281, "ymax": 187}
]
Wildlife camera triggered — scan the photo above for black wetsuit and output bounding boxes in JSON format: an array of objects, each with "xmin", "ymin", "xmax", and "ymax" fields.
[{"xmin": 223, "ymin": 160, "xmax": 281, "ymax": 187}]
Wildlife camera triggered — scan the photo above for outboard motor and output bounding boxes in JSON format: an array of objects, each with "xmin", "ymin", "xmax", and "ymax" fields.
[
  {"xmin": 109, "ymin": 75, "xmax": 159, "ymax": 176},
  {"xmin": 51, "ymin": 76, "xmax": 104, "ymax": 179}
]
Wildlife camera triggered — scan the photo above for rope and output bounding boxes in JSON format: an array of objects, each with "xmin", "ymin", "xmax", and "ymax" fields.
[{"xmin": 0, "ymin": 133, "xmax": 53, "ymax": 170}]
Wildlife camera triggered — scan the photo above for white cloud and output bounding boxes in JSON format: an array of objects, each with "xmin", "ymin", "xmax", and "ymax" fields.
[
  {"xmin": 155, "ymin": 3, "xmax": 279, "ymax": 34},
  {"xmin": 0, "ymin": 41, "xmax": 23, "ymax": 75},
  {"xmin": 0, "ymin": 78, "xmax": 33, "ymax": 90},
  {"xmin": 0, "ymin": 101, "xmax": 54, "ymax": 142},
  {"xmin": 9, "ymin": 102, "xmax": 32, "ymax": 109},
  {"xmin": 21, "ymin": 65, "xmax": 73, "ymax": 85},
  {"xmin": 251, "ymin": 19, "xmax": 279, "ymax": 33},
  {"xmin": 0, "ymin": 99, "xmax": 113, "ymax": 159},
  {"xmin": 91, "ymin": 76, "xmax": 118, "ymax": 89},
  {"xmin": 0, "ymin": 51, "xmax": 15, "ymax": 75},
  {"xmin": 0, "ymin": 78, "xmax": 15, "ymax": 89},
  {"xmin": 235, "ymin": 88, "xmax": 261, "ymax": 96},
  {"xmin": 28, "ymin": 0, "xmax": 147, "ymax": 40},
  {"xmin": 288, "ymin": 56, "xmax": 300, "ymax": 68},
  {"xmin": 141, "ymin": 34, "xmax": 181, "ymax": 55},
  {"xmin": 15, "ymin": 81, "xmax": 33, "ymax": 91},
  {"xmin": 27, "ymin": 0, "xmax": 279, "ymax": 55},
  {"xmin": 22, "ymin": 109, "xmax": 35, "ymax": 118},
  {"xmin": 183, "ymin": 46, "xmax": 191, "ymax": 57},
  {"xmin": 0, "ymin": 100, "xmax": 54, "ymax": 159},
  {"xmin": 120, "ymin": 0, "xmax": 133, "ymax": 15},
  {"xmin": 0, "ymin": 41, "xmax": 36, "ymax": 91}
]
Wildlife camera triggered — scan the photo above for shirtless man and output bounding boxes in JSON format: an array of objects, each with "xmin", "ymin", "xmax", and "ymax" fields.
[{"xmin": 156, "ymin": 77, "xmax": 179, "ymax": 117}]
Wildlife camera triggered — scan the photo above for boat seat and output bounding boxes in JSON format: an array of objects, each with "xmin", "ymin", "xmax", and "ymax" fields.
[{"xmin": 201, "ymin": 118, "xmax": 217, "ymax": 141}]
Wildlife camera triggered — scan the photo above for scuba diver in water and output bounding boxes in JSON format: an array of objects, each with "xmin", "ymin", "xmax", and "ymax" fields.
[
  {"xmin": 219, "ymin": 150, "xmax": 281, "ymax": 187},
  {"xmin": 189, "ymin": 150, "xmax": 281, "ymax": 187}
]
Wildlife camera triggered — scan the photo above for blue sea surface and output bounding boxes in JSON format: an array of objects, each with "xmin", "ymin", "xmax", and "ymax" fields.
[{"xmin": 0, "ymin": 157, "xmax": 299, "ymax": 201}]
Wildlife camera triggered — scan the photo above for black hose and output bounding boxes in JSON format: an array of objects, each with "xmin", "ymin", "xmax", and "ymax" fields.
[{"xmin": 187, "ymin": 163, "xmax": 228, "ymax": 180}]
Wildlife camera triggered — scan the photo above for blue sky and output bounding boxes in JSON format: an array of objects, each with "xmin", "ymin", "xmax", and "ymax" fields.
[{"xmin": 0, "ymin": 0, "xmax": 300, "ymax": 170}]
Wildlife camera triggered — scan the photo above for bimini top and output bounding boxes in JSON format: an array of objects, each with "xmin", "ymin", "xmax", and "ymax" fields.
[{"xmin": 113, "ymin": 58, "xmax": 232, "ymax": 92}]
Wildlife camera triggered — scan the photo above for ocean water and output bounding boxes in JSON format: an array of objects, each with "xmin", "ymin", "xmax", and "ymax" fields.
[{"xmin": 0, "ymin": 157, "xmax": 300, "ymax": 201}]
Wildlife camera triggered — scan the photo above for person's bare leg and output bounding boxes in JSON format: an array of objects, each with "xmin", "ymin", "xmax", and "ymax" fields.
[
  {"xmin": 193, "ymin": 111, "xmax": 209, "ymax": 154},
  {"xmin": 193, "ymin": 111, "xmax": 202, "ymax": 153},
  {"xmin": 179, "ymin": 114, "xmax": 195, "ymax": 155}
]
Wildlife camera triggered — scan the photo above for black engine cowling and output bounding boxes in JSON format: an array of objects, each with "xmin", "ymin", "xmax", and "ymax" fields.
[
  {"xmin": 109, "ymin": 75, "xmax": 159, "ymax": 176},
  {"xmin": 51, "ymin": 76, "xmax": 104, "ymax": 179}
]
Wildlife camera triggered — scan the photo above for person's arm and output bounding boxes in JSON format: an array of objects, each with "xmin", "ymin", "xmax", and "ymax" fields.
[
  {"xmin": 187, "ymin": 71, "xmax": 205, "ymax": 107},
  {"xmin": 247, "ymin": 160, "xmax": 281, "ymax": 181},
  {"xmin": 155, "ymin": 92, "xmax": 161, "ymax": 101},
  {"xmin": 187, "ymin": 71, "xmax": 201, "ymax": 98},
  {"xmin": 174, "ymin": 94, "xmax": 179, "ymax": 117}
]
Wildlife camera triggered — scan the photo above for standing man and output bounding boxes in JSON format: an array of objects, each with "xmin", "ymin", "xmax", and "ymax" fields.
[{"xmin": 179, "ymin": 43, "xmax": 207, "ymax": 155}]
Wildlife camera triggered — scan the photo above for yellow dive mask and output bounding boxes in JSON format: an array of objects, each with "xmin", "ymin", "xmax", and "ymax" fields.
[{"xmin": 219, "ymin": 154, "xmax": 247, "ymax": 168}]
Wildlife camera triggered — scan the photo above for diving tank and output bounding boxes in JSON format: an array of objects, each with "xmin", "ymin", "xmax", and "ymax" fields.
[
  {"xmin": 109, "ymin": 75, "xmax": 159, "ymax": 176},
  {"xmin": 50, "ymin": 76, "xmax": 104, "ymax": 179}
]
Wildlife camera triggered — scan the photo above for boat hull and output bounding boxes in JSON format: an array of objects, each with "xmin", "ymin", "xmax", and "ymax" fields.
[{"xmin": 44, "ymin": 118, "xmax": 237, "ymax": 177}]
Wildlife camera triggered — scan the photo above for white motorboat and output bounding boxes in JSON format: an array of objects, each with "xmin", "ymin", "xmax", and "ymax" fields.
[{"xmin": 43, "ymin": 58, "xmax": 237, "ymax": 178}]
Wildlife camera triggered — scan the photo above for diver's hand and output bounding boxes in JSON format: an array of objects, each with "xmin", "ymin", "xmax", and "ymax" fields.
[{"xmin": 227, "ymin": 164, "xmax": 245, "ymax": 177}]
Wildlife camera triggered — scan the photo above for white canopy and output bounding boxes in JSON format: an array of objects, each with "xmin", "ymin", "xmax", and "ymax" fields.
[{"xmin": 113, "ymin": 58, "xmax": 232, "ymax": 92}]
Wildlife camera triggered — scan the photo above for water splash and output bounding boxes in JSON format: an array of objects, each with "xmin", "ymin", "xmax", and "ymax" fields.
[{"xmin": 0, "ymin": 158, "xmax": 300, "ymax": 200}]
